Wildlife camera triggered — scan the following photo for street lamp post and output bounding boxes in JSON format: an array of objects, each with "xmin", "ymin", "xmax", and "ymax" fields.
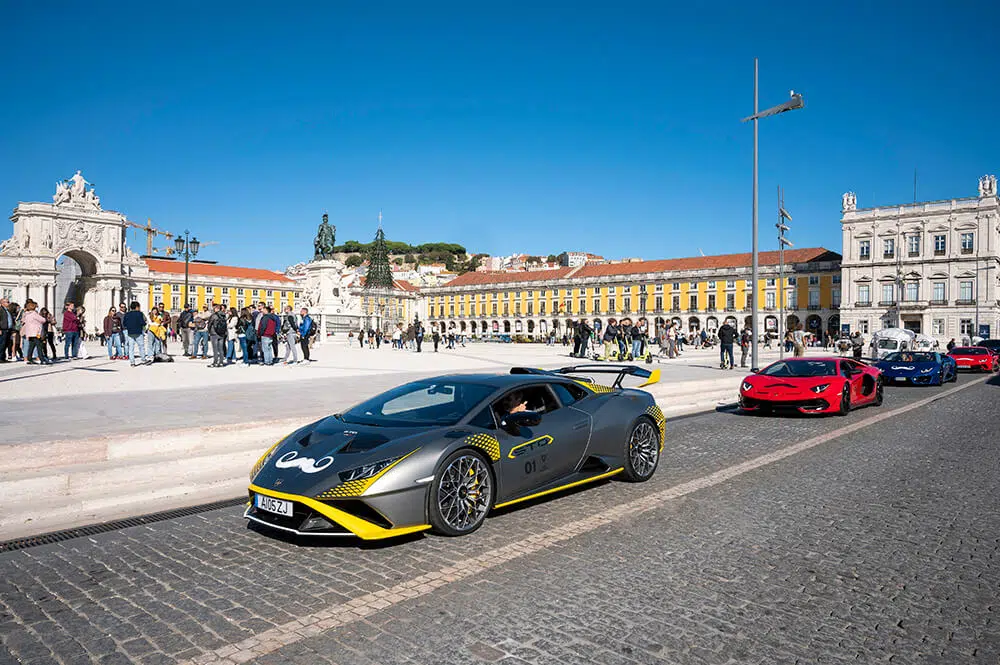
[
  {"xmin": 173, "ymin": 231, "xmax": 200, "ymax": 310},
  {"xmin": 777, "ymin": 187, "xmax": 793, "ymax": 360},
  {"xmin": 741, "ymin": 59, "xmax": 804, "ymax": 370}
]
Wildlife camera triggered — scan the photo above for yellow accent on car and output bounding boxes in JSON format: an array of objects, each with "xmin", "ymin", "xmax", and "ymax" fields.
[
  {"xmin": 574, "ymin": 380, "xmax": 615, "ymax": 394},
  {"xmin": 493, "ymin": 468, "xmax": 623, "ymax": 509},
  {"xmin": 645, "ymin": 404, "xmax": 667, "ymax": 451},
  {"xmin": 249, "ymin": 484, "xmax": 431, "ymax": 540},
  {"xmin": 463, "ymin": 433, "xmax": 501, "ymax": 461},
  {"xmin": 507, "ymin": 434, "xmax": 554, "ymax": 459},
  {"xmin": 315, "ymin": 449, "xmax": 419, "ymax": 499},
  {"xmin": 637, "ymin": 369, "xmax": 661, "ymax": 387},
  {"xmin": 250, "ymin": 436, "xmax": 286, "ymax": 480}
]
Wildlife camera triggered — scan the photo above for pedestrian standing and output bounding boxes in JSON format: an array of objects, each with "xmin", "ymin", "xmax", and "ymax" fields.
[
  {"xmin": 739, "ymin": 327, "xmax": 751, "ymax": 368},
  {"xmin": 298, "ymin": 308, "xmax": 314, "ymax": 361},
  {"xmin": 61, "ymin": 302, "xmax": 80, "ymax": 359},
  {"xmin": 415, "ymin": 323, "xmax": 424, "ymax": 352},
  {"xmin": 257, "ymin": 305, "xmax": 278, "ymax": 365},
  {"xmin": 792, "ymin": 324, "xmax": 806, "ymax": 357},
  {"xmin": 224, "ymin": 307, "xmax": 238, "ymax": 364},
  {"xmin": 239, "ymin": 307, "xmax": 255, "ymax": 364},
  {"xmin": 207, "ymin": 303, "xmax": 228, "ymax": 368},
  {"xmin": 432, "ymin": 326, "xmax": 440, "ymax": 352},
  {"xmin": 122, "ymin": 301, "xmax": 150, "ymax": 366},
  {"xmin": 717, "ymin": 320, "xmax": 737, "ymax": 369},
  {"xmin": 21, "ymin": 301, "xmax": 51, "ymax": 365},
  {"xmin": 851, "ymin": 331, "xmax": 864, "ymax": 360},
  {"xmin": 103, "ymin": 308, "xmax": 124, "ymax": 359},
  {"xmin": 177, "ymin": 303, "xmax": 194, "ymax": 356},
  {"xmin": 281, "ymin": 305, "xmax": 299, "ymax": 364},
  {"xmin": 0, "ymin": 297, "xmax": 13, "ymax": 363}
]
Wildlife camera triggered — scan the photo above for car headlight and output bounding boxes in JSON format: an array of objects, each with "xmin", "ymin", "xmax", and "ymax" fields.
[
  {"xmin": 339, "ymin": 455, "xmax": 405, "ymax": 483},
  {"xmin": 250, "ymin": 436, "xmax": 286, "ymax": 480},
  {"xmin": 741, "ymin": 381, "xmax": 753, "ymax": 391},
  {"xmin": 811, "ymin": 384, "xmax": 830, "ymax": 393},
  {"xmin": 920, "ymin": 367, "xmax": 934, "ymax": 373}
]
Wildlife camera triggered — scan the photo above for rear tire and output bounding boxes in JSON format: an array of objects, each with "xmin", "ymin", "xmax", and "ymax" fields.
[
  {"xmin": 837, "ymin": 386, "xmax": 851, "ymax": 416},
  {"xmin": 621, "ymin": 417, "xmax": 660, "ymax": 482},
  {"xmin": 428, "ymin": 449, "xmax": 495, "ymax": 537}
]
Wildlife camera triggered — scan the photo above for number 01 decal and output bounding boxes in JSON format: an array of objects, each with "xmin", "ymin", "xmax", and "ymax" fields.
[{"xmin": 508, "ymin": 435, "xmax": 554, "ymax": 459}]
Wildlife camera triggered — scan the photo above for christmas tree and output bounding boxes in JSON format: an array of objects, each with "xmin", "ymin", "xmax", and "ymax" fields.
[{"xmin": 364, "ymin": 221, "xmax": 395, "ymax": 291}]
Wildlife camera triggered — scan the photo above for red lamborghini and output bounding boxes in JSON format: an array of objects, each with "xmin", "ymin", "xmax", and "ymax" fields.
[
  {"xmin": 947, "ymin": 346, "xmax": 999, "ymax": 372},
  {"xmin": 739, "ymin": 357, "xmax": 883, "ymax": 416}
]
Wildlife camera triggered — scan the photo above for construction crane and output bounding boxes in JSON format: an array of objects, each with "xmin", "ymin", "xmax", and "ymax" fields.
[
  {"xmin": 149, "ymin": 240, "xmax": 219, "ymax": 257},
  {"xmin": 122, "ymin": 218, "xmax": 175, "ymax": 255}
]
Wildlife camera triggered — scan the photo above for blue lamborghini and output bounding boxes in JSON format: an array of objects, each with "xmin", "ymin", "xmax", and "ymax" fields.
[{"xmin": 875, "ymin": 351, "xmax": 957, "ymax": 386}]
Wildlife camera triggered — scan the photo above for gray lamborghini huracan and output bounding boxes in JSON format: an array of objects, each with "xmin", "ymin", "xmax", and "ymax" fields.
[{"xmin": 245, "ymin": 365, "xmax": 665, "ymax": 540}]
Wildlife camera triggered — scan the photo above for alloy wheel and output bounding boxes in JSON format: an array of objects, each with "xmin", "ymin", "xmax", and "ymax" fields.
[
  {"xmin": 437, "ymin": 454, "xmax": 492, "ymax": 532},
  {"xmin": 628, "ymin": 421, "xmax": 659, "ymax": 478}
]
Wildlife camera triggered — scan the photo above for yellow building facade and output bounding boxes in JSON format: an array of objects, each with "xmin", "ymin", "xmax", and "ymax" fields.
[
  {"xmin": 143, "ymin": 258, "xmax": 298, "ymax": 314},
  {"xmin": 422, "ymin": 248, "xmax": 842, "ymax": 339},
  {"xmin": 355, "ymin": 279, "xmax": 421, "ymax": 333}
]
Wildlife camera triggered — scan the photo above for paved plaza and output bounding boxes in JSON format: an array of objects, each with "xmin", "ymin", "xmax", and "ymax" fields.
[
  {"xmin": 0, "ymin": 370, "xmax": 997, "ymax": 664},
  {"xmin": 0, "ymin": 339, "xmax": 786, "ymax": 443}
]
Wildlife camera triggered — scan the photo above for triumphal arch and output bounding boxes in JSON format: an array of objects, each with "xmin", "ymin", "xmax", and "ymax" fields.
[{"xmin": 0, "ymin": 171, "xmax": 150, "ymax": 317}]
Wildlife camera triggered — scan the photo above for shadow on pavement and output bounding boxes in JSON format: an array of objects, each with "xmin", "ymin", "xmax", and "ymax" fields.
[{"xmin": 245, "ymin": 521, "xmax": 428, "ymax": 550}]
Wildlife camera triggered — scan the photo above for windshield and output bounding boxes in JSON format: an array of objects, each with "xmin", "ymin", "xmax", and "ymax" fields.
[
  {"xmin": 876, "ymin": 339, "xmax": 900, "ymax": 350},
  {"xmin": 952, "ymin": 347, "xmax": 986, "ymax": 355},
  {"xmin": 341, "ymin": 380, "xmax": 496, "ymax": 427},
  {"xmin": 760, "ymin": 360, "xmax": 837, "ymax": 377},
  {"xmin": 884, "ymin": 352, "xmax": 936, "ymax": 363}
]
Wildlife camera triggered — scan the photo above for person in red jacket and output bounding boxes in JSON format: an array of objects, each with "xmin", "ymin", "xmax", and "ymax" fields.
[
  {"xmin": 62, "ymin": 302, "xmax": 81, "ymax": 359},
  {"xmin": 256, "ymin": 305, "xmax": 279, "ymax": 365}
]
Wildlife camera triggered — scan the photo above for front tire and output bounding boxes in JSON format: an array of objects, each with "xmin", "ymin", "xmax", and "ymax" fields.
[
  {"xmin": 837, "ymin": 386, "xmax": 851, "ymax": 416},
  {"xmin": 622, "ymin": 417, "xmax": 660, "ymax": 482},
  {"xmin": 428, "ymin": 449, "xmax": 495, "ymax": 537}
]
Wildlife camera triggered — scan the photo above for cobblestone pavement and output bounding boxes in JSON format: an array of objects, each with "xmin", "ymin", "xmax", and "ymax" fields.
[{"xmin": 1, "ymin": 374, "xmax": 997, "ymax": 664}]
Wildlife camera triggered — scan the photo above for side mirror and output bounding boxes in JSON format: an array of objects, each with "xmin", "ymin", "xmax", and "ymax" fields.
[
  {"xmin": 499, "ymin": 411, "xmax": 541, "ymax": 435},
  {"xmin": 751, "ymin": 368, "xmax": 760, "ymax": 374}
]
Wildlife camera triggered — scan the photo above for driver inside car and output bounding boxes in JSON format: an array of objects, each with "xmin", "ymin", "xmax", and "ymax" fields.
[{"xmin": 501, "ymin": 391, "xmax": 529, "ymax": 415}]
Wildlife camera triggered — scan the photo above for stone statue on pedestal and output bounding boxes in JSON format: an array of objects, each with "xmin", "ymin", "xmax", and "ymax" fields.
[{"xmin": 313, "ymin": 213, "xmax": 336, "ymax": 261}]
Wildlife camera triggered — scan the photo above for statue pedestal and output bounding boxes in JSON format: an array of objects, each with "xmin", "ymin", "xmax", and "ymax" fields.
[{"xmin": 301, "ymin": 260, "xmax": 361, "ymax": 341}]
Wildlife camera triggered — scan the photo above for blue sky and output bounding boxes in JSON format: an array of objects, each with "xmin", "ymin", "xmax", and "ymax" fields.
[{"xmin": 1, "ymin": 2, "xmax": 996, "ymax": 271}]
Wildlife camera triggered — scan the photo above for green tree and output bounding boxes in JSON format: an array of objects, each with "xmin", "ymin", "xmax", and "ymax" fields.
[
  {"xmin": 393, "ymin": 257, "xmax": 403, "ymax": 265},
  {"xmin": 365, "ymin": 227, "xmax": 395, "ymax": 290},
  {"xmin": 403, "ymin": 253, "xmax": 416, "ymax": 265},
  {"xmin": 546, "ymin": 254, "xmax": 558, "ymax": 263},
  {"xmin": 345, "ymin": 254, "xmax": 363, "ymax": 268}
]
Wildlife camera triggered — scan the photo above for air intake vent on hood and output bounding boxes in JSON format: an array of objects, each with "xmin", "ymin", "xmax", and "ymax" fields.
[{"xmin": 342, "ymin": 433, "xmax": 391, "ymax": 453}]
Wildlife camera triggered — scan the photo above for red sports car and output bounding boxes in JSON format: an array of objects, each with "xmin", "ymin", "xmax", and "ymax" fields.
[
  {"xmin": 740, "ymin": 357, "xmax": 883, "ymax": 416},
  {"xmin": 947, "ymin": 346, "xmax": 999, "ymax": 372}
]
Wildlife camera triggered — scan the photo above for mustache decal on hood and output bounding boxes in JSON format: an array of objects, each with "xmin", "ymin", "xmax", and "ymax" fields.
[{"xmin": 275, "ymin": 451, "xmax": 334, "ymax": 474}]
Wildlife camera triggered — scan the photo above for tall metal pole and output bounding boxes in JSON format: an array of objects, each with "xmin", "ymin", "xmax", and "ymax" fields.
[
  {"xmin": 778, "ymin": 186, "xmax": 785, "ymax": 360},
  {"xmin": 750, "ymin": 58, "xmax": 760, "ymax": 371}
]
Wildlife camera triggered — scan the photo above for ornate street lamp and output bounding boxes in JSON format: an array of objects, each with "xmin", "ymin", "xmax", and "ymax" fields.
[{"xmin": 174, "ymin": 231, "xmax": 200, "ymax": 309}]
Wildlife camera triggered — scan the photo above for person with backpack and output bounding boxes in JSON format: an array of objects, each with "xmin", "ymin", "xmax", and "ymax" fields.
[
  {"xmin": 717, "ymin": 320, "xmax": 737, "ymax": 369},
  {"xmin": 298, "ymin": 307, "xmax": 315, "ymax": 361},
  {"xmin": 281, "ymin": 305, "xmax": 299, "ymax": 365},
  {"xmin": 177, "ymin": 304, "xmax": 194, "ymax": 356},
  {"xmin": 207, "ymin": 303, "xmax": 228, "ymax": 368}
]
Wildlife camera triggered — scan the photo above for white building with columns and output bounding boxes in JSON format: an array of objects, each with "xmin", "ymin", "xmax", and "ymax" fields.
[{"xmin": 839, "ymin": 175, "xmax": 1000, "ymax": 343}]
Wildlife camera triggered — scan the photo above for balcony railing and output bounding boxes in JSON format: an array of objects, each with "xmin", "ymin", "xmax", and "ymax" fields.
[
  {"xmin": 878, "ymin": 300, "xmax": 897, "ymax": 307},
  {"xmin": 929, "ymin": 299, "xmax": 948, "ymax": 306},
  {"xmin": 955, "ymin": 299, "xmax": 976, "ymax": 305},
  {"xmin": 859, "ymin": 254, "xmax": 871, "ymax": 261},
  {"xmin": 855, "ymin": 301, "xmax": 872, "ymax": 307},
  {"xmin": 898, "ymin": 300, "xmax": 928, "ymax": 310},
  {"xmin": 807, "ymin": 305, "xmax": 821, "ymax": 311},
  {"xmin": 908, "ymin": 251, "xmax": 920, "ymax": 257},
  {"xmin": 961, "ymin": 247, "xmax": 974, "ymax": 254},
  {"xmin": 724, "ymin": 307, "xmax": 736, "ymax": 312},
  {"xmin": 883, "ymin": 252, "xmax": 895, "ymax": 259},
  {"xmin": 934, "ymin": 250, "xmax": 946, "ymax": 256}
]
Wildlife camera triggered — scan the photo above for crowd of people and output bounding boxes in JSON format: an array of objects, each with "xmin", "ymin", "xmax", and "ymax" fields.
[
  {"xmin": 0, "ymin": 297, "xmax": 318, "ymax": 369},
  {"xmin": 348, "ymin": 322, "xmax": 470, "ymax": 353}
]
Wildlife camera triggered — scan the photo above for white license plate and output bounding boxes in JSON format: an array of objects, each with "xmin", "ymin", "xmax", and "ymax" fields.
[
  {"xmin": 894, "ymin": 377, "xmax": 907, "ymax": 383},
  {"xmin": 256, "ymin": 494, "xmax": 293, "ymax": 516}
]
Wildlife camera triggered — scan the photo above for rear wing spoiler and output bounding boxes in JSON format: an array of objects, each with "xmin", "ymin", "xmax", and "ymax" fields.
[{"xmin": 511, "ymin": 365, "xmax": 660, "ymax": 390}]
